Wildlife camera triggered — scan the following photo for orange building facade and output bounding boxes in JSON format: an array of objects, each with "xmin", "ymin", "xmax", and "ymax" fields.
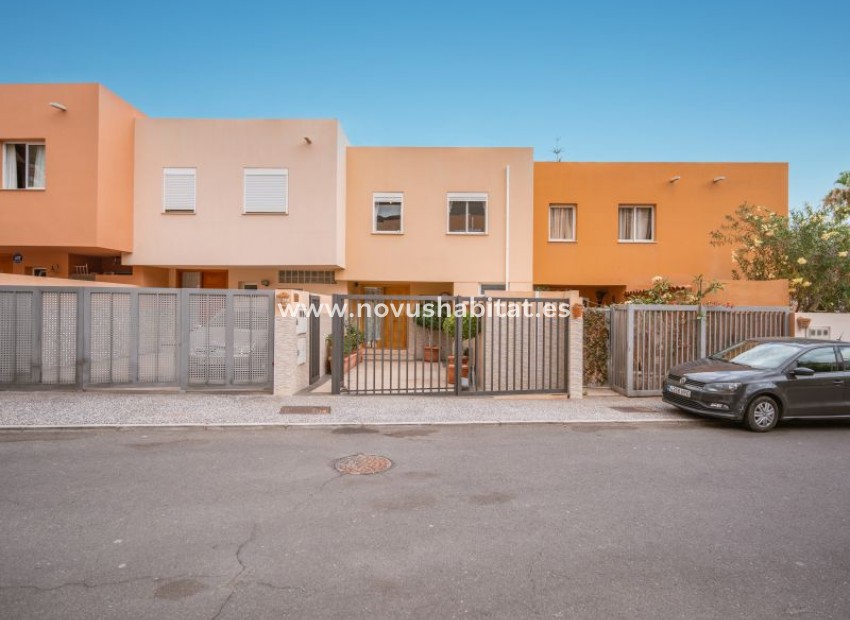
[
  {"xmin": 533, "ymin": 162, "xmax": 789, "ymax": 304},
  {"xmin": 0, "ymin": 84, "xmax": 161, "ymax": 281}
]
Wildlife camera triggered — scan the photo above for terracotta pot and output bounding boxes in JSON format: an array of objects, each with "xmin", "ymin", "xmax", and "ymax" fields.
[
  {"xmin": 796, "ymin": 316, "xmax": 812, "ymax": 329},
  {"xmin": 447, "ymin": 355, "xmax": 469, "ymax": 365},
  {"xmin": 447, "ymin": 363, "xmax": 470, "ymax": 385},
  {"xmin": 423, "ymin": 345, "xmax": 440, "ymax": 362}
]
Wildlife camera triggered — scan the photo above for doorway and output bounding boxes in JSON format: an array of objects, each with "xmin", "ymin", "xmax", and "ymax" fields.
[{"xmin": 360, "ymin": 285, "xmax": 409, "ymax": 349}]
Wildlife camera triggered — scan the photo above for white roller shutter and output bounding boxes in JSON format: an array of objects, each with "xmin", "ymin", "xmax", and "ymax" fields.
[
  {"xmin": 163, "ymin": 168, "xmax": 196, "ymax": 212},
  {"xmin": 244, "ymin": 168, "xmax": 288, "ymax": 213}
]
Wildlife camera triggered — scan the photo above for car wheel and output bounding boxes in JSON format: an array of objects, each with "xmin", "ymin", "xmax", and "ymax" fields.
[{"xmin": 744, "ymin": 395, "xmax": 780, "ymax": 432}]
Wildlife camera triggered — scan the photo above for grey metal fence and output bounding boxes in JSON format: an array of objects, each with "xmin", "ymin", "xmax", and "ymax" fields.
[
  {"xmin": 0, "ymin": 286, "xmax": 274, "ymax": 391},
  {"xmin": 331, "ymin": 294, "xmax": 570, "ymax": 396},
  {"xmin": 610, "ymin": 304, "xmax": 792, "ymax": 396}
]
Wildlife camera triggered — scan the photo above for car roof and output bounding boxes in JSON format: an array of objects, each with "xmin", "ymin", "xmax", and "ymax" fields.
[{"xmin": 749, "ymin": 337, "xmax": 847, "ymax": 346}]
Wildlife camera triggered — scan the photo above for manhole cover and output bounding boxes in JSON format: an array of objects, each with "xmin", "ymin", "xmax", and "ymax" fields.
[{"xmin": 334, "ymin": 454, "xmax": 393, "ymax": 475}]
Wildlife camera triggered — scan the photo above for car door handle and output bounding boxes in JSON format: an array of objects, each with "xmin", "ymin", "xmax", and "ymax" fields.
[{"xmin": 833, "ymin": 379, "xmax": 845, "ymax": 386}]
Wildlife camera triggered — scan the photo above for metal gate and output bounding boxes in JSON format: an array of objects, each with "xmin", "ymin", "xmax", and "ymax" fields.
[
  {"xmin": 609, "ymin": 303, "xmax": 791, "ymax": 396},
  {"xmin": 0, "ymin": 286, "xmax": 274, "ymax": 391},
  {"xmin": 331, "ymin": 294, "xmax": 570, "ymax": 395}
]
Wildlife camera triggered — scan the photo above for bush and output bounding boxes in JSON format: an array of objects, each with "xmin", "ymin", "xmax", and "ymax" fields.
[
  {"xmin": 412, "ymin": 301, "xmax": 450, "ymax": 331},
  {"xmin": 442, "ymin": 313, "xmax": 479, "ymax": 340},
  {"xmin": 342, "ymin": 324, "xmax": 364, "ymax": 355},
  {"xmin": 583, "ymin": 309, "xmax": 609, "ymax": 387}
]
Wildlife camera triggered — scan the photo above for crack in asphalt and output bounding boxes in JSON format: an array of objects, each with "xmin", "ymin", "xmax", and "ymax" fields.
[{"xmin": 210, "ymin": 522, "xmax": 258, "ymax": 620}]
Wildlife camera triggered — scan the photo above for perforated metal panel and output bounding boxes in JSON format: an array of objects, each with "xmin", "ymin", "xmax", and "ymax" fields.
[
  {"xmin": 0, "ymin": 291, "xmax": 35, "ymax": 385},
  {"xmin": 41, "ymin": 291, "xmax": 78, "ymax": 385},
  {"xmin": 188, "ymin": 293, "xmax": 228, "ymax": 385},
  {"xmin": 138, "ymin": 292, "xmax": 178, "ymax": 384},
  {"xmin": 89, "ymin": 292, "xmax": 132, "ymax": 384},
  {"xmin": 232, "ymin": 294, "xmax": 271, "ymax": 385}
]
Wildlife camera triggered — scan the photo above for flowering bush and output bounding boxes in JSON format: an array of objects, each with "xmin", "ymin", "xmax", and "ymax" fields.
[
  {"xmin": 625, "ymin": 275, "xmax": 724, "ymax": 305},
  {"xmin": 709, "ymin": 172, "xmax": 850, "ymax": 311}
]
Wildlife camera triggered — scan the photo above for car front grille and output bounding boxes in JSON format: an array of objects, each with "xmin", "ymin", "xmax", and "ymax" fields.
[
  {"xmin": 667, "ymin": 374, "xmax": 705, "ymax": 390},
  {"xmin": 664, "ymin": 391, "xmax": 708, "ymax": 411}
]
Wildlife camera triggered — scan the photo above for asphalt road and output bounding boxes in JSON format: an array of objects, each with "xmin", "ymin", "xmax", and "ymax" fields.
[{"xmin": 1, "ymin": 421, "xmax": 849, "ymax": 619}]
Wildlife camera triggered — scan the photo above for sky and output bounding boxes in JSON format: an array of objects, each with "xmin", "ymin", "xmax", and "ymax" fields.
[{"xmin": 3, "ymin": 0, "xmax": 847, "ymax": 208}]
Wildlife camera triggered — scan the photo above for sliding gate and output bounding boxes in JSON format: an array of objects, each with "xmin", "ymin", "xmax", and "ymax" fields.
[
  {"xmin": 0, "ymin": 286, "xmax": 274, "ymax": 391},
  {"xmin": 331, "ymin": 294, "xmax": 570, "ymax": 395}
]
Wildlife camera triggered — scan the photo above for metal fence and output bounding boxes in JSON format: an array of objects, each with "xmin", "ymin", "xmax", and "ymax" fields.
[
  {"xmin": 610, "ymin": 304, "xmax": 791, "ymax": 396},
  {"xmin": 331, "ymin": 294, "xmax": 570, "ymax": 396},
  {"xmin": 0, "ymin": 286, "xmax": 274, "ymax": 391}
]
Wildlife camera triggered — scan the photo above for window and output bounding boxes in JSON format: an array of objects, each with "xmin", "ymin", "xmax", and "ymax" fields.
[
  {"xmin": 839, "ymin": 347, "xmax": 850, "ymax": 371},
  {"xmin": 278, "ymin": 270, "xmax": 337, "ymax": 285},
  {"xmin": 244, "ymin": 168, "xmax": 288, "ymax": 214},
  {"xmin": 448, "ymin": 193, "xmax": 487, "ymax": 234},
  {"xmin": 795, "ymin": 347, "xmax": 838, "ymax": 374},
  {"xmin": 618, "ymin": 205, "xmax": 655, "ymax": 242},
  {"xmin": 3, "ymin": 142, "xmax": 45, "ymax": 189},
  {"xmin": 373, "ymin": 193, "xmax": 403, "ymax": 233},
  {"xmin": 549, "ymin": 204, "xmax": 576, "ymax": 241},
  {"xmin": 163, "ymin": 168, "xmax": 196, "ymax": 213}
]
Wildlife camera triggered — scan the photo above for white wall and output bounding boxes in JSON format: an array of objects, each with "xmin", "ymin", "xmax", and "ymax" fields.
[{"xmin": 794, "ymin": 313, "xmax": 850, "ymax": 341}]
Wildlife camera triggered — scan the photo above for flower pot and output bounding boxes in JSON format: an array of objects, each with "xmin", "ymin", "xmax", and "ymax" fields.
[
  {"xmin": 447, "ymin": 355, "xmax": 469, "ymax": 366},
  {"xmin": 796, "ymin": 316, "xmax": 812, "ymax": 330},
  {"xmin": 423, "ymin": 345, "xmax": 440, "ymax": 362},
  {"xmin": 447, "ymin": 362, "xmax": 470, "ymax": 385}
]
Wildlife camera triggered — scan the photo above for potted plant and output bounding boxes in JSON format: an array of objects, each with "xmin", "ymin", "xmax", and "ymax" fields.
[
  {"xmin": 342, "ymin": 324, "xmax": 365, "ymax": 373},
  {"xmin": 413, "ymin": 301, "xmax": 449, "ymax": 362},
  {"xmin": 442, "ymin": 313, "xmax": 479, "ymax": 385}
]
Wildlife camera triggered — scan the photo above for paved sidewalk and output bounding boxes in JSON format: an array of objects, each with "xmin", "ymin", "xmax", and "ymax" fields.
[{"xmin": 0, "ymin": 389, "xmax": 702, "ymax": 428}]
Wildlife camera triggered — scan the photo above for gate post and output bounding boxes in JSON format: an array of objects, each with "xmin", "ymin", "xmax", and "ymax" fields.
[
  {"xmin": 567, "ymin": 313, "xmax": 583, "ymax": 399},
  {"xmin": 697, "ymin": 305, "xmax": 707, "ymax": 359},
  {"xmin": 625, "ymin": 303, "xmax": 635, "ymax": 397},
  {"xmin": 331, "ymin": 294, "xmax": 344, "ymax": 394},
  {"xmin": 454, "ymin": 296, "xmax": 463, "ymax": 395}
]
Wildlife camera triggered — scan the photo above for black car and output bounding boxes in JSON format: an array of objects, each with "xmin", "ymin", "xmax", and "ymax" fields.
[{"xmin": 663, "ymin": 338, "xmax": 850, "ymax": 432}]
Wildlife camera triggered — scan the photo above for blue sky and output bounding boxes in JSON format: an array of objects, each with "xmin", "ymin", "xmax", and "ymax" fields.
[{"xmin": 3, "ymin": 0, "xmax": 847, "ymax": 208}]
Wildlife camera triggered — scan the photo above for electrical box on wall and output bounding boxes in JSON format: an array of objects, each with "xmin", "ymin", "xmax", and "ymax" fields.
[{"xmin": 296, "ymin": 337, "xmax": 307, "ymax": 365}]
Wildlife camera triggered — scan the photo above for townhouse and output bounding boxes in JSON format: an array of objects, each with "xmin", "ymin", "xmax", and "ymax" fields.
[{"xmin": 0, "ymin": 83, "xmax": 789, "ymax": 307}]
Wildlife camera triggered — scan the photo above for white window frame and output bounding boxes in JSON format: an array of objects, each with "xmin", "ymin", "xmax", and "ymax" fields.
[
  {"xmin": 2, "ymin": 141, "xmax": 46, "ymax": 190},
  {"xmin": 372, "ymin": 192, "xmax": 404, "ymax": 234},
  {"xmin": 447, "ymin": 192, "xmax": 488, "ymax": 235},
  {"xmin": 243, "ymin": 168, "xmax": 289, "ymax": 214},
  {"xmin": 618, "ymin": 204, "xmax": 656, "ymax": 243},
  {"xmin": 162, "ymin": 167, "xmax": 197, "ymax": 214},
  {"xmin": 548, "ymin": 204, "xmax": 577, "ymax": 242}
]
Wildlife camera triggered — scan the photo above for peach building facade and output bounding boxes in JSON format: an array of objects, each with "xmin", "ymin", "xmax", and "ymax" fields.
[
  {"xmin": 343, "ymin": 147, "xmax": 534, "ymax": 297},
  {"xmin": 533, "ymin": 162, "xmax": 789, "ymax": 304}
]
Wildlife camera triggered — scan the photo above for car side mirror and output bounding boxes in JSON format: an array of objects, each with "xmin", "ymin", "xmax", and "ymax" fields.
[{"xmin": 790, "ymin": 367, "xmax": 815, "ymax": 377}]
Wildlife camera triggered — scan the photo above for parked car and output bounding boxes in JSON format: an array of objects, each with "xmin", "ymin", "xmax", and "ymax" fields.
[{"xmin": 663, "ymin": 338, "xmax": 850, "ymax": 432}]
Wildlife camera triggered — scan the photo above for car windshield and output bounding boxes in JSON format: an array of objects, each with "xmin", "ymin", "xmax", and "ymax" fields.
[{"xmin": 709, "ymin": 340, "xmax": 803, "ymax": 370}]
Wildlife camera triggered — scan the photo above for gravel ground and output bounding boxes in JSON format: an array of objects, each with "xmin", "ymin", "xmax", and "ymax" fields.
[{"xmin": 0, "ymin": 389, "xmax": 697, "ymax": 428}]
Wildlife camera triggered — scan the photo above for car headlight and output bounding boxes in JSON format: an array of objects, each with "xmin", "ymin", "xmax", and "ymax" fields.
[{"xmin": 703, "ymin": 382, "xmax": 741, "ymax": 393}]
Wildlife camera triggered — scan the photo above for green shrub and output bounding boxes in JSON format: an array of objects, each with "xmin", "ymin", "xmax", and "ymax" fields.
[
  {"xmin": 412, "ymin": 301, "xmax": 450, "ymax": 331},
  {"xmin": 442, "ymin": 313, "xmax": 479, "ymax": 340}
]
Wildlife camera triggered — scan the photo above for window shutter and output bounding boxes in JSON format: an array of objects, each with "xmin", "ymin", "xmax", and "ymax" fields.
[
  {"xmin": 163, "ymin": 168, "xmax": 196, "ymax": 212},
  {"xmin": 244, "ymin": 168, "xmax": 288, "ymax": 213}
]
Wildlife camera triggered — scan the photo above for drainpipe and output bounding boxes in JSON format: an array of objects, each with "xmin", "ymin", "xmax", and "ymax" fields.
[{"xmin": 505, "ymin": 165, "xmax": 510, "ymax": 291}]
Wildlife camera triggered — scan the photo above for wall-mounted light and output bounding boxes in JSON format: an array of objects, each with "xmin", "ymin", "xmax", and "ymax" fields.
[
  {"xmin": 669, "ymin": 175, "xmax": 681, "ymax": 183},
  {"xmin": 261, "ymin": 279, "xmax": 270, "ymax": 287},
  {"xmin": 48, "ymin": 102, "xmax": 67, "ymax": 111},
  {"xmin": 304, "ymin": 136, "xmax": 312, "ymax": 145},
  {"xmin": 712, "ymin": 176, "xmax": 726, "ymax": 183}
]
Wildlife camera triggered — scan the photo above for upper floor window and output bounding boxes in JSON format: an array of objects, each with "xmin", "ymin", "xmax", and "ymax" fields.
[
  {"xmin": 549, "ymin": 204, "xmax": 576, "ymax": 241},
  {"xmin": 618, "ymin": 205, "xmax": 655, "ymax": 242},
  {"xmin": 373, "ymin": 193, "xmax": 403, "ymax": 233},
  {"xmin": 448, "ymin": 193, "xmax": 487, "ymax": 234},
  {"xmin": 163, "ymin": 168, "xmax": 196, "ymax": 213},
  {"xmin": 244, "ymin": 168, "xmax": 288, "ymax": 214},
  {"xmin": 3, "ymin": 142, "xmax": 45, "ymax": 189}
]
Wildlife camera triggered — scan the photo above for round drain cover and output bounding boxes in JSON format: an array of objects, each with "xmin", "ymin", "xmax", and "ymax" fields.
[{"xmin": 334, "ymin": 454, "xmax": 393, "ymax": 475}]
